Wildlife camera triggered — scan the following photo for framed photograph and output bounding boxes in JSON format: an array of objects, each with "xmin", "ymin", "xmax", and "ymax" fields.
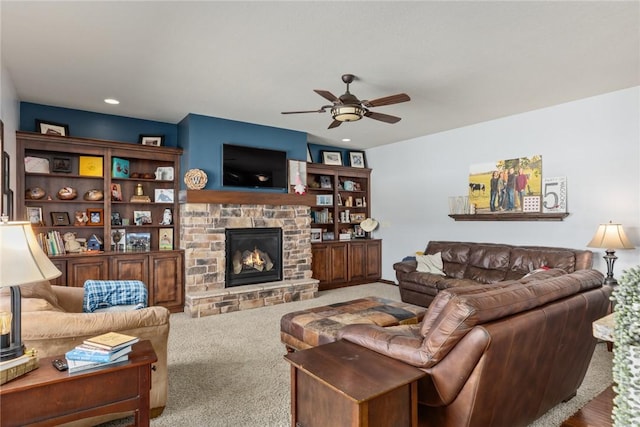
[
  {"xmin": 159, "ymin": 228, "xmax": 174, "ymax": 250},
  {"xmin": 350, "ymin": 212, "xmax": 366, "ymax": 222},
  {"xmin": 316, "ymin": 194, "xmax": 333, "ymax": 206},
  {"xmin": 349, "ymin": 151, "xmax": 367, "ymax": 168},
  {"xmin": 50, "ymin": 211, "xmax": 71, "ymax": 226},
  {"xmin": 111, "ymin": 211, "xmax": 122, "ymax": 226},
  {"xmin": 319, "ymin": 175, "xmax": 332, "ymax": 189},
  {"xmin": 35, "ymin": 119, "xmax": 69, "ymax": 136},
  {"xmin": 51, "ymin": 157, "xmax": 72, "ymax": 173},
  {"xmin": 126, "ymin": 232, "xmax": 151, "ymax": 252},
  {"xmin": 134, "ymin": 210, "xmax": 152, "ymax": 225},
  {"xmin": 110, "ymin": 229, "xmax": 126, "ymax": 252},
  {"xmin": 307, "ymin": 145, "xmax": 313, "ymax": 163},
  {"xmin": 354, "ymin": 224, "xmax": 366, "ymax": 238},
  {"xmin": 27, "ymin": 207, "xmax": 43, "ymax": 225},
  {"xmin": 110, "ymin": 183, "xmax": 123, "ymax": 201},
  {"xmin": 336, "ymin": 193, "xmax": 342, "ymax": 206},
  {"xmin": 321, "ymin": 150, "xmax": 343, "ymax": 166},
  {"xmin": 155, "ymin": 188, "xmax": 174, "ymax": 203},
  {"xmin": 155, "ymin": 166, "xmax": 174, "ymax": 181},
  {"xmin": 86, "ymin": 208, "xmax": 104, "ymax": 226},
  {"xmin": 322, "ymin": 231, "xmax": 335, "ymax": 241},
  {"xmin": 310, "ymin": 228, "xmax": 322, "ymax": 243},
  {"xmin": 139, "ymin": 135, "xmax": 165, "ymax": 146},
  {"xmin": 355, "ymin": 198, "xmax": 363, "ymax": 207}
]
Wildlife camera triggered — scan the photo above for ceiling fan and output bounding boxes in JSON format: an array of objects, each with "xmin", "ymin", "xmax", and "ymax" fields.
[{"xmin": 281, "ymin": 74, "xmax": 410, "ymax": 129}]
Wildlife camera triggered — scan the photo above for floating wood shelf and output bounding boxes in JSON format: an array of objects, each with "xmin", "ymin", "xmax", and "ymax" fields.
[{"xmin": 449, "ymin": 212, "xmax": 569, "ymax": 221}]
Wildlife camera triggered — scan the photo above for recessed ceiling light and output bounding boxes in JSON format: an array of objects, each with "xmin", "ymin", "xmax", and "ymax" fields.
[
  {"xmin": 342, "ymin": 138, "xmax": 351, "ymax": 142},
  {"xmin": 104, "ymin": 98, "xmax": 120, "ymax": 105}
]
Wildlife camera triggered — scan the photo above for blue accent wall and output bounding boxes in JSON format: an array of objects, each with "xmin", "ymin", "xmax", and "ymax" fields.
[
  {"xmin": 20, "ymin": 102, "xmax": 179, "ymax": 147},
  {"xmin": 19, "ymin": 102, "xmax": 356, "ymax": 191},
  {"xmin": 179, "ymin": 114, "xmax": 307, "ymax": 191}
]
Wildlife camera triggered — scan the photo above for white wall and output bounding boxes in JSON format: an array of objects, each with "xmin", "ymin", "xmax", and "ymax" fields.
[{"xmin": 369, "ymin": 87, "xmax": 640, "ymax": 281}]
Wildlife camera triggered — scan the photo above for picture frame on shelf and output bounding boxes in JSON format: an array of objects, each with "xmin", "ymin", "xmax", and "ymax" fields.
[
  {"xmin": 348, "ymin": 151, "xmax": 367, "ymax": 168},
  {"xmin": 27, "ymin": 206, "xmax": 43, "ymax": 225},
  {"xmin": 322, "ymin": 231, "xmax": 335, "ymax": 241},
  {"xmin": 110, "ymin": 229, "xmax": 126, "ymax": 252},
  {"xmin": 138, "ymin": 135, "xmax": 164, "ymax": 146},
  {"xmin": 51, "ymin": 157, "xmax": 72, "ymax": 173},
  {"xmin": 35, "ymin": 119, "xmax": 69, "ymax": 136},
  {"xmin": 319, "ymin": 175, "xmax": 332, "ymax": 189},
  {"xmin": 87, "ymin": 208, "xmax": 104, "ymax": 226},
  {"xmin": 354, "ymin": 224, "xmax": 366, "ymax": 238},
  {"xmin": 159, "ymin": 228, "xmax": 174, "ymax": 250},
  {"xmin": 111, "ymin": 211, "xmax": 122, "ymax": 226},
  {"xmin": 350, "ymin": 212, "xmax": 366, "ymax": 222},
  {"xmin": 126, "ymin": 232, "xmax": 151, "ymax": 252},
  {"xmin": 316, "ymin": 194, "xmax": 333, "ymax": 206},
  {"xmin": 310, "ymin": 228, "xmax": 322, "ymax": 243},
  {"xmin": 110, "ymin": 183, "xmax": 123, "ymax": 201},
  {"xmin": 50, "ymin": 211, "xmax": 71, "ymax": 226},
  {"xmin": 154, "ymin": 188, "xmax": 174, "ymax": 203},
  {"xmin": 321, "ymin": 150, "xmax": 343, "ymax": 166},
  {"xmin": 134, "ymin": 210, "xmax": 152, "ymax": 225},
  {"xmin": 154, "ymin": 166, "xmax": 174, "ymax": 181},
  {"xmin": 355, "ymin": 198, "xmax": 363, "ymax": 207}
]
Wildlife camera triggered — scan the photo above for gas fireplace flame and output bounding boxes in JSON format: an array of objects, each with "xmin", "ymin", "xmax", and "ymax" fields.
[{"xmin": 244, "ymin": 247, "xmax": 265, "ymax": 268}]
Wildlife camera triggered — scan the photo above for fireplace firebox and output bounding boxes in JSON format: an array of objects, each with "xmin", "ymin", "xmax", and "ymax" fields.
[{"xmin": 225, "ymin": 228, "xmax": 283, "ymax": 287}]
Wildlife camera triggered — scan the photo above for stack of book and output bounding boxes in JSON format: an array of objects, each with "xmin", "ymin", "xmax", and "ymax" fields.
[
  {"xmin": 0, "ymin": 349, "xmax": 39, "ymax": 385},
  {"xmin": 65, "ymin": 332, "xmax": 139, "ymax": 374}
]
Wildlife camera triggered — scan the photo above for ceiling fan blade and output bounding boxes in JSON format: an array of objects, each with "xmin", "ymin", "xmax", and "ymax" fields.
[
  {"xmin": 314, "ymin": 89, "xmax": 340, "ymax": 103},
  {"xmin": 364, "ymin": 111, "xmax": 402, "ymax": 124},
  {"xmin": 363, "ymin": 93, "xmax": 410, "ymax": 108},
  {"xmin": 328, "ymin": 120, "xmax": 342, "ymax": 129},
  {"xmin": 281, "ymin": 109, "xmax": 327, "ymax": 115}
]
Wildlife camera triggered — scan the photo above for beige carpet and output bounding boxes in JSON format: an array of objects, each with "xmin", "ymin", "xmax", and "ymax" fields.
[{"xmin": 102, "ymin": 282, "xmax": 612, "ymax": 427}]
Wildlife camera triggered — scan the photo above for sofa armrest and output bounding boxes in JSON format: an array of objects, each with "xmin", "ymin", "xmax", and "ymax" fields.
[
  {"xmin": 338, "ymin": 324, "xmax": 427, "ymax": 367},
  {"xmin": 393, "ymin": 260, "xmax": 418, "ymax": 274},
  {"xmin": 51, "ymin": 285, "xmax": 84, "ymax": 313}
]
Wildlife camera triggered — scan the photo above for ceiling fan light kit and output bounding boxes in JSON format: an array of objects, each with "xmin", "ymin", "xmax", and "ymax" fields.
[
  {"xmin": 282, "ymin": 74, "xmax": 410, "ymax": 129},
  {"xmin": 332, "ymin": 105, "xmax": 365, "ymax": 122}
]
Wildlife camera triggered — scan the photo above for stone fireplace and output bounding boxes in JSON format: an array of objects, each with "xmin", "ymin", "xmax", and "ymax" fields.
[{"xmin": 180, "ymin": 190, "xmax": 319, "ymax": 317}]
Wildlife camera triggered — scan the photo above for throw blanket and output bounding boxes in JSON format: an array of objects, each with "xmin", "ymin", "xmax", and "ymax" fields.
[{"xmin": 83, "ymin": 280, "xmax": 148, "ymax": 313}]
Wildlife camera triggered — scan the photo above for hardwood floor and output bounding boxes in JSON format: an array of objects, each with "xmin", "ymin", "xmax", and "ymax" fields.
[{"xmin": 561, "ymin": 385, "xmax": 614, "ymax": 427}]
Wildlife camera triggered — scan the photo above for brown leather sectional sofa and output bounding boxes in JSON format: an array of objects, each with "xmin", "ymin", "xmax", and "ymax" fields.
[
  {"xmin": 394, "ymin": 241, "xmax": 593, "ymax": 307},
  {"xmin": 339, "ymin": 268, "xmax": 610, "ymax": 427}
]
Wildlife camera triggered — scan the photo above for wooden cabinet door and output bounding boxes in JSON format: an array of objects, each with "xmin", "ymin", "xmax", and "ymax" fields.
[
  {"xmin": 149, "ymin": 252, "xmax": 184, "ymax": 312},
  {"xmin": 67, "ymin": 257, "xmax": 109, "ymax": 287},
  {"xmin": 49, "ymin": 259, "xmax": 67, "ymax": 286},
  {"xmin": 311, "ymin": 244, "xmax": 330, "ymax": 286},
  {"xmin": 365, "ymin": 240, "xmax": 382, "ymax": 281},
  {"xmin": 329, "ymin": 243, "xmax": 348, "ymax": 284},
  {"xmin": 348, "ymin": 241, "xmax": 367, "ymax": 282},
  {"xmin": 110, "ymin": 254, "xmax": 149, "ymax": 284}
]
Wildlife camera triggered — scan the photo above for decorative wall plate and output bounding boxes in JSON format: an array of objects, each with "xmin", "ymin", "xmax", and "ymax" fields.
[{"xmin": 184, "ymin": 168, "xmax": 208, "ymax": 190}]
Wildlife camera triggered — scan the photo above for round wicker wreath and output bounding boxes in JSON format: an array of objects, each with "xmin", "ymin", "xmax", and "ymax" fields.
[{"xmin": 184, "ymin": 168, "xmax": 208, "ymax": 190}]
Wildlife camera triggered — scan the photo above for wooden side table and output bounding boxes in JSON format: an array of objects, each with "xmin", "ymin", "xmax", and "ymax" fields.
[
  {"xmin": 285, "ymin": 339, "xmax": 425, "ymax": 427},
  {"xmin": 0, "ymin": 340, "xmax": 157, "ymax": 427}
]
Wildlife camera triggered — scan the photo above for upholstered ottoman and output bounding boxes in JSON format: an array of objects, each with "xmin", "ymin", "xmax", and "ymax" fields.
[{"xmin": 280, "ymin": 296, "xmax": 427, "ymax": 351}]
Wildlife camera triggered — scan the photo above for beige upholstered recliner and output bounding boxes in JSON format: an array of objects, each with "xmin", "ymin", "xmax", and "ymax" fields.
[{"xmin": 0, "ymin": 280, "xmax": 170, "ymax": 426}]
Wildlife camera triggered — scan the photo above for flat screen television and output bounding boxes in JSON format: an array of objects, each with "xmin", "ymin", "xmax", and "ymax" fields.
[{"xmin": 222, "ymin": 143, "xmax": 288, "ymax": 190}]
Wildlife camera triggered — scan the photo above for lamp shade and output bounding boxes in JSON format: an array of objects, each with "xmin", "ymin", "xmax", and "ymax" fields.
[
  {"xmin": 586, "ymin": 221, "xmax": 635, "ymax": 250},
  {"xmin": 0, "ymin": 221, "xmax": 62, "ymax": 287},
  {"xmin": 332, "ymin": 105, "xmax": 364, "ymax": 122}
]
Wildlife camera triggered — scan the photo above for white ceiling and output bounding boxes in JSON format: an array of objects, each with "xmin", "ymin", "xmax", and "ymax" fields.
[{"xmin": 2, "ymin": 1, "xmax": 638, "ymax": 150}]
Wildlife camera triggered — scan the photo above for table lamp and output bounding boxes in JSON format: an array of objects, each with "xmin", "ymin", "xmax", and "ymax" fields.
[
  {"xmin": 0, "ymin": 218, "xmax": 61, "ymax": 361},
  {"xmin": 587, "ymin": 221, "xmax": 635, "ymax": 286}
]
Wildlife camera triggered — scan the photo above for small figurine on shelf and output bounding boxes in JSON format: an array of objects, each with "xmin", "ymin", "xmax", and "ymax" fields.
[
  {"xmin": 63, "ymin": 232, "xmax": 85, "ymax": 253},
  {"xmin": 74, "ymin": 210, "xmax": 89, "ymax": 226},
  {"xmin": 160, "ymin": 208, "xmax": 172, "ymax": 225}
]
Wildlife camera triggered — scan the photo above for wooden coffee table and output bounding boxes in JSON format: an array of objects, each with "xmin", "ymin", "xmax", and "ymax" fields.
[
  {"xmin": 285, "ymin": 339, "xmax": 425, "ymax": 427},
  {"xmin": 0, "ymin": 340, "xmax": 157, "ymax": 427}
]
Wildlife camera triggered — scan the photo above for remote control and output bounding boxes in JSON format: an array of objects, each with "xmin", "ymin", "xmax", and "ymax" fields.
[{"xmin": 52, "ymin": 359, "xmax": 68, "ymax": 371}]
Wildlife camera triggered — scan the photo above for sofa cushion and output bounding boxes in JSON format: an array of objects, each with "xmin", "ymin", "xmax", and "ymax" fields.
[
  {"xmin": 0, "ymin": 280, "xmax": 64, "ymax": 312},
  {"xmin": 509, "ymin": 247, "xmax": 577, "ymax": 276},
  {"xmin": 426, "ymin": 242, "xmax": 471, "ymax": 279},
  {"xmin": 416, "ymin": 253, "xmax": 445, "ymax": 275},
  {"xmin": 416, "ymin": 269, "xmax": 604, "ymax": 368}
]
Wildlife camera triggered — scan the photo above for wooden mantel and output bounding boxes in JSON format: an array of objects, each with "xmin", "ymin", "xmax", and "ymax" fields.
[{"xmin": 180, "ymin": 190, "xmax": 315, "ymax": 206}]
